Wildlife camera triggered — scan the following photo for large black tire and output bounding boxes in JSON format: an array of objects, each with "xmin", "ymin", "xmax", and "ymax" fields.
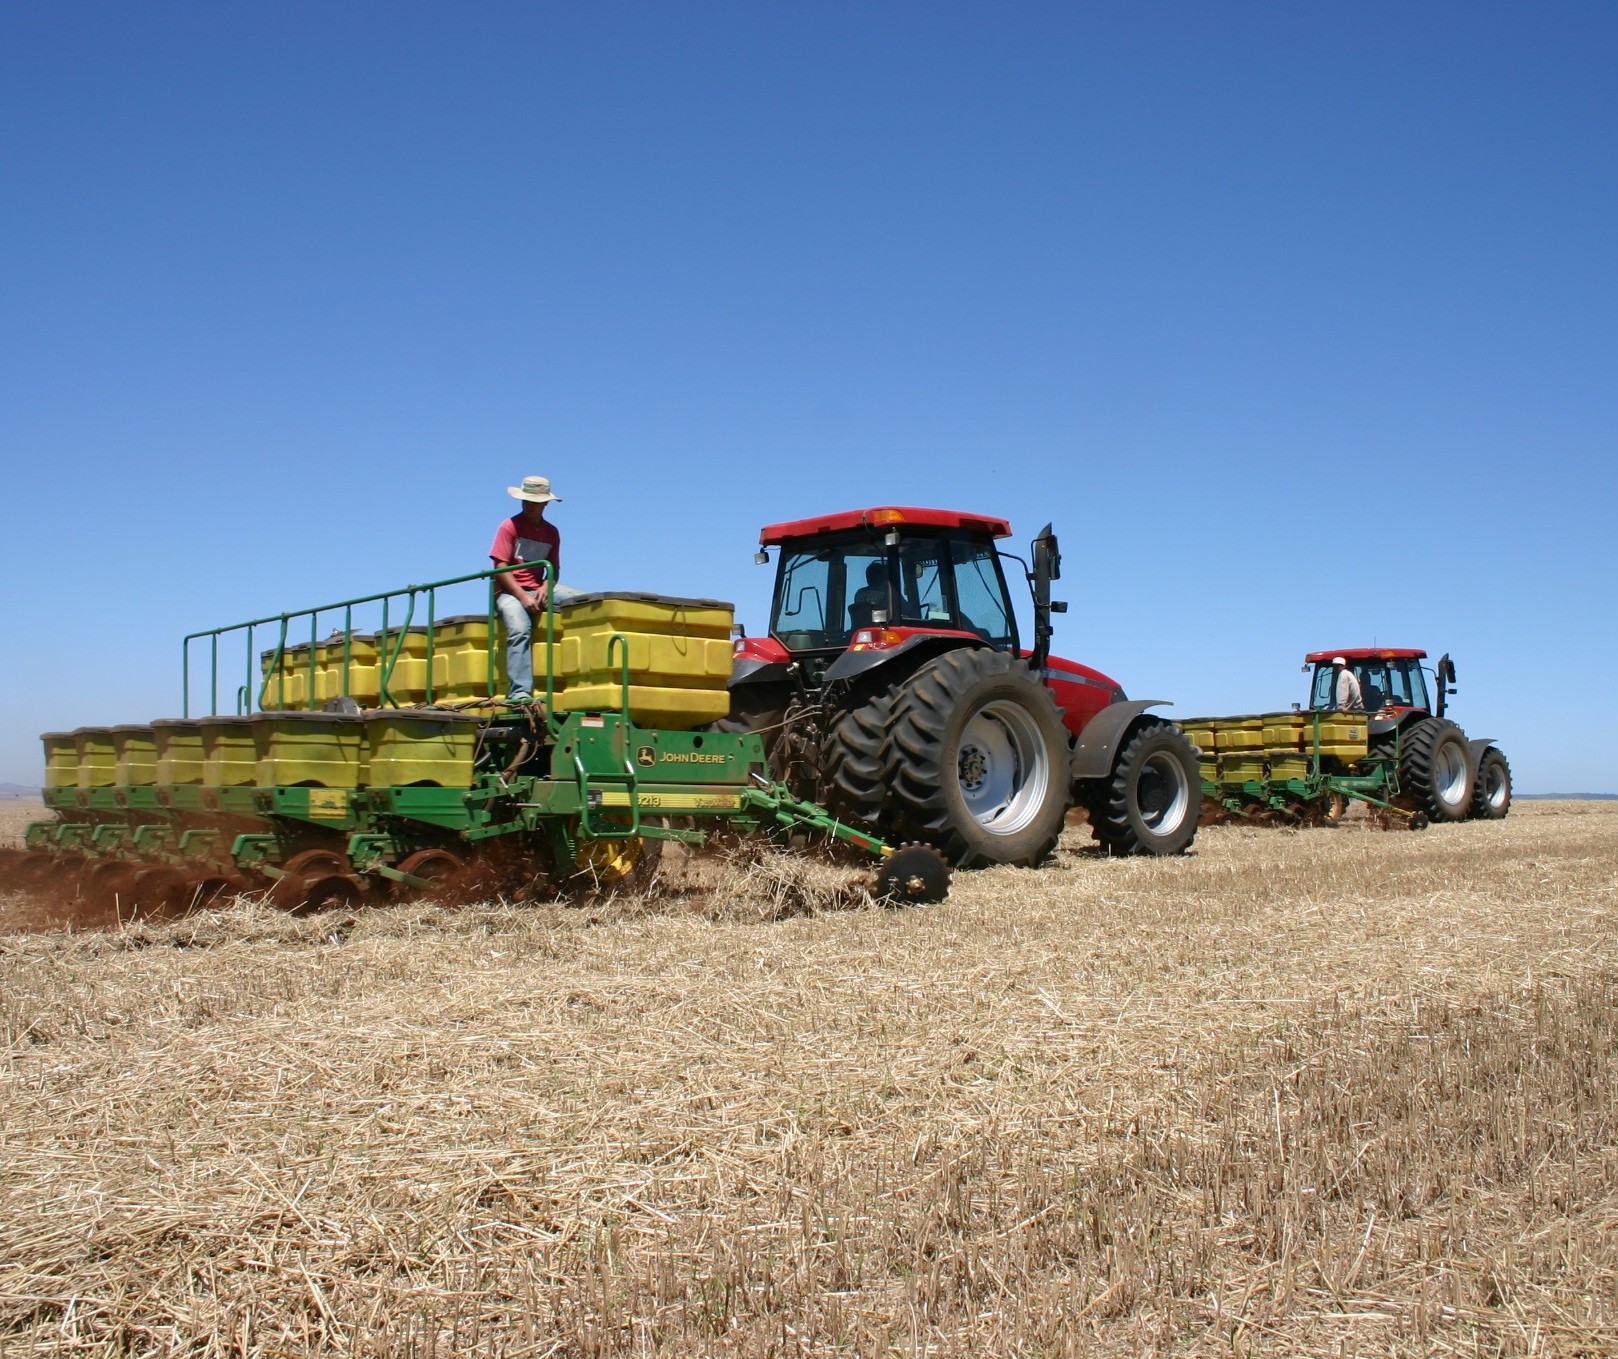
[
  {"xmin": 819, "ymin": 684, "xmax": 900, "ymax": 828},
  {"xmin": 1081, "ymin": 718, "xmax": 1201, "ymax": 856},
  {"xmin": 1470, "ymin": 746, "xmax": 1512, "ymax": 820},
  {"xmin": 881, "ymin": 649, "xmax": 1071, "ymax": 868},
  {"xmin": 712, "ymin": 685, "xmax": 787, "ymax": 738},
  {"xmin": 711, "ymin": 684, "xmax": 792, "ymax": 781},
  {"xmin": 1399, "ymin": 718, "xmax": 1473, "ymax": 822}
]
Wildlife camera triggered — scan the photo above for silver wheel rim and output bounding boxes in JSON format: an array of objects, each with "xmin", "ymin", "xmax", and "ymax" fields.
[
  {"xmin": 1435, "ymin": 741, "xmax": 1469, "ymax": 807},
  {"xmin": 1486, "ymin": 762, "xmax": 1508, "ymax": 810},
  {"xmin": 1138, "ymin": 751, "xmax": 1192, "ymax": 834},
  {"xmin": 956, "ymin": 700, "xmax": 1050, "ymax": 835}
]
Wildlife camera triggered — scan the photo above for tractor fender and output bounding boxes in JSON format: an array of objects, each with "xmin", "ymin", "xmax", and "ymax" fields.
[
  {"xmin": 1467, "ymin": 736, "xmax": 1497, "ymax": 773},
  {"xmin": 821, "ymin": 634, "xmax": 987, "ymax": 686},
  {"xmin": 729, "ymin": 656, "xmax": 793, "ymax": 688},
  {"xmin": 1070, "ymin": 700, "xmax": 1171, "ymax": 782}
]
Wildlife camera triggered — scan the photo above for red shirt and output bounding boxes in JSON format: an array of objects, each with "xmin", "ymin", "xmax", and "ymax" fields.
[{"xmin": 490, "ymin": 513, "xmax": 561, "ymax": 595}]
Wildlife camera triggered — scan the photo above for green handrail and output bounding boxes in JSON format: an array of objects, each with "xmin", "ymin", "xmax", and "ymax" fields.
[{"xmin": 182, "ymin": 561, "xmax": 555, "ymax": 719}]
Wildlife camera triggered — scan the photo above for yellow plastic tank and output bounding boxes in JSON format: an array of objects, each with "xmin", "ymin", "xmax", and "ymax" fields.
[
  {"xmin": 1261, "ymin": 711, "xmax": 1309, "ymax": 753},
  {"xmin": 252, "ymin": 713, "xmax": 367, "ymax": 789},
  {"xmin": 1218, "ymin": 717, "xmax": 1266, "ymax": 753},
  {"xmin": 1220, "ymin": 754, "xmax": 1270, "ymax": 785},
  {"xmin": 365, "ymin": 709, "xmax": 484, "ymax": 787},
  {"xmin": 376, "ymin": 626, "xmax": 432, "ymax": 706},
  {"xmin": 314, "ymin": 632, "xmax": 382, "ymax": 708},
  {"xmin": 72, "ymin": 728, "xmax": 117, "ymax": 788},
  {"xmin": 198, "ymin": 716, "xmax": 259, "ymax": 787},
  {"xmin": 259, "ymin": 642, "xmax": 316, "ymax": 711},
  {"xmin": 1269, "ymin": 752, "xmax": 1311, "ymax": 783},
  {"xmin": 112, "ymin": 725, "xmax": 158, "ymax": 787},
  {"xmin": 1177, "ymin": 718, "xmax": 1218, "ymax": 754},
  {"xmin": 152, "ymin": 720, "xmax": 206, "ymax": 785},
  {"xmin": 1312, "ymin": 713, "xmax": 1369, "ymax": 763},
  {"xmin": 41, "ymin": 732, "xmax": 77, "ymax": 791},
  {"xmin": 429, "ymin": 615, "xmax": 508, "ymax": 701},
  {"xmin": 554, "ymin": 592, "xmax": 734, "ymax": 730}
]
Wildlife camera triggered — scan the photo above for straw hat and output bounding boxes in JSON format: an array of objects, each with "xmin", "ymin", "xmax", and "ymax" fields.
[{"xmin": 508, "ymin": 475, "xmax": 562, "ymax": 504}]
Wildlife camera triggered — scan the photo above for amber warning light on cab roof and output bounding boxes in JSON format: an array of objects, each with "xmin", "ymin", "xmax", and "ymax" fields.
[{"xmin": 759, "ymin": 506, "xmax": 1013, "ymax": 546}]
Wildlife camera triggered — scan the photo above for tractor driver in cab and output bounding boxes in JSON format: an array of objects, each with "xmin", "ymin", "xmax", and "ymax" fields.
[
  {"xmin": 491, "ymin": 475, "xmax": 563, "ymax": 702},
  {"xmin": 849, "ymin": 560, "xmax": 890, "ymax": 631},
  {"xmin": 1329, "ymin": 656, "xmax": 1364, "ymax": 711}
]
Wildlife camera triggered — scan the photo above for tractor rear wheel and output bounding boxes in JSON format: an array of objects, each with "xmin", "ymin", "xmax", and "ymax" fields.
[
  {"xmin": 1470, "ymin": 747, "xmax": 1512, "ymax": 820},
  {"xmin": 820, "ymin": 686, "xmax": 899, "ymax": 829},
  {"xmin": 1082, "ymin": 718, "xmax": 1201, "ymax": 855},
  {"xmin": 1399, "ymin": 718, "xmax": 1473, "ymax": 822},
  {"xmin": 881, "ymin": 649, "xmax": 1070, "ymax": 867}
]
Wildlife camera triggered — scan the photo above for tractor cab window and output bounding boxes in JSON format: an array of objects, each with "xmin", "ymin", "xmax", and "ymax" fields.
[
  {"xmin": 772, "ymin": 543, "xmax": 894, "ymax": 650},
  {"xmin": 772, "ymin": 549, "xmax": 833, "ymax": 650},
  {"xmin": 844, "ymin": 549, "xmax": 894, "ymax": 632},
  {"xmin": 895, "ymin": 540, "xmax": 949, "ymax": 625},
  {"xmin": 1310, "ymin": 658, "xmax": 1431, "ymax": 712},
  {"xmin": 949, "ymin": 540, "xmax": 1015, "ymax": 647}
]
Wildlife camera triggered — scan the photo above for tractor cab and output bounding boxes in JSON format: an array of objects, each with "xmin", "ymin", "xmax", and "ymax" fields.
[
  {"xmin": 764, "ymin": 508, "xmax": 1017, "ymax": 658},
  {"xmin": 743, "ymin": 507, "xmax": 1030, "ymax": 688},
  {"xmin": 1305, "ymin": 648, "xmax": 1457, "ymax": 723}
]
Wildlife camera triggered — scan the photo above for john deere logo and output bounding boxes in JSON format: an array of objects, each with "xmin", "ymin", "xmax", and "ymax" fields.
[{"xmin": 636, "ymin": 745, "xmax": 657, "ymax": 767}]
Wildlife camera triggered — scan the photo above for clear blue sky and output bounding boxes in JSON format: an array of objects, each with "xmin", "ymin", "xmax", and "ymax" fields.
[{"xmin": 2, "ymin": 3, "xmax": 1614, "ymax": 791}]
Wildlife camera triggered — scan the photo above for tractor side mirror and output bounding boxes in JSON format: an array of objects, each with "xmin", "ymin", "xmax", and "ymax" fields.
[
  {"xmin": 1031, "ymin": 525, "xmax": 1061, "ymax": 583},
  {"xmin": 754, "ymin": 549, "xmax": 769, "ymax": 565},
  {"xmin": 883, "ymin": 528, "xmax": 901, "ymax": 547}
]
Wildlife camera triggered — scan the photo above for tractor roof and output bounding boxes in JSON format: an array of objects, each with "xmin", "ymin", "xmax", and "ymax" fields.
[
  {"xmin": 1305, "ymin": 647, "xmax": 1428, "ymax": 663},
  {"xmin": 760, "ymin": 507, "xmax": 1013, "ymax": 546}
]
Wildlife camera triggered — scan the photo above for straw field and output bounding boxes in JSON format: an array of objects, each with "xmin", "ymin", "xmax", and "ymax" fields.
[{"xmin": 2, "ymin": 800, "xmax": 1616, "ymax": 1356}]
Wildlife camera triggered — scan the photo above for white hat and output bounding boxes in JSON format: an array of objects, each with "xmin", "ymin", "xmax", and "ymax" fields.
[
  {"xmin": 508, "ymin": 475, "xmax": 561, "ymax": 504},
  {"xmin": 1331, "ymin": 656, "xmax": 1347, "ymax": 666}
]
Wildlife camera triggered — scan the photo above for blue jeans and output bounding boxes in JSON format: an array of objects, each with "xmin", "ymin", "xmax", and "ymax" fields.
[{"xmin": 496, "ymin": 593, "xmax": 535, "ymax": 700}]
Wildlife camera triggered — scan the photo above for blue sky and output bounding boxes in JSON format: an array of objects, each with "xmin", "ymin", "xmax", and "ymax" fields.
[{"xmin": 1, "ymin": 2, "xmax": 1614, "ymax": 790}]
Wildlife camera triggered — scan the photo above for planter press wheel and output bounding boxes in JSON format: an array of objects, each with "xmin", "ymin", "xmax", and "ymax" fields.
[
  {"xmin": 393, "ymin": 847, "xmax": 470, "ymax": 902},
  {"xmin": 83, "ymin": 859, "xmax": 140, "ymax": 912},
  {"xmin": 7, "ymin": 851, "xmax": 60, "ymax": 891},
  {"xmin": 272, "ymin": 848, "xmax": 367, "ymax": 913},
  {"xmin": 129, "ymin": 865, "xmax": 191, "ymax": 917}
]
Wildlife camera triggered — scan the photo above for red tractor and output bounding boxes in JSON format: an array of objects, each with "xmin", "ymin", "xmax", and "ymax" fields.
[
  {"xmin": 721, "ymin": 506, "xmax": 1201, "ymax": 871},
  {"xmin": 1305, "ymin": 647, "xmax": 1512, "ymax": 821}
]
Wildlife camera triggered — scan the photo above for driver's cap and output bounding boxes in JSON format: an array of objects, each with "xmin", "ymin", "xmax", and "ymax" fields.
[{"xmin": 1331, "ymin": 656, "xmax": 1348, "ymax": 666}]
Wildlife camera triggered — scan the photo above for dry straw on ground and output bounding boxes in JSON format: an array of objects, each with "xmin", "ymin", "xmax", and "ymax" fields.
[{"xmin": 2, "ymin": 801, "xmax": 1616, "ymax": 1356}]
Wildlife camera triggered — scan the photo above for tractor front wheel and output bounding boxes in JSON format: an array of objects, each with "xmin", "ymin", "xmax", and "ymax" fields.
[
  {"xmin": 1470, "ymin": 747, "xmax": 1512, "ymax": 820},
  {"xmin": 1083, "ymin": 718, "xmax": 1201, "ymax": 856},
  {"xmin": 882, "ymin": 649, "xmax": 1071, "ymax": 867}
]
